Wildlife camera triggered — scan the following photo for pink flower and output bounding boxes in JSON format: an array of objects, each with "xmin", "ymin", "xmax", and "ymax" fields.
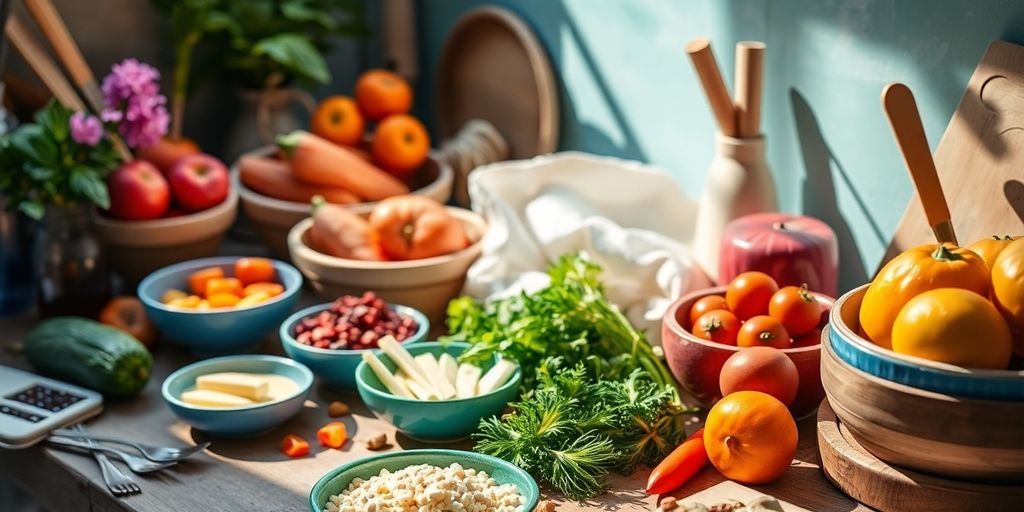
[
  {"xmin": 100, "ymin": 58, "xmax": 169, "ymax": 148},
  {"xmin": 69, "ymin": 112, "xmax": 103, "ymax": 146}
]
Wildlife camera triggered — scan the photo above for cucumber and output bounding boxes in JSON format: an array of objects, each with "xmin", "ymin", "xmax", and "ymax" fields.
[{"xmin": 24, "ymin": 317, "xmax": 153, "ymax": 397}]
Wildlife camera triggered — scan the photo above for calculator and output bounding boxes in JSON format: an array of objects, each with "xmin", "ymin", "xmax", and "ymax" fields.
[{"xmin": 0, "ymin": 365, "xmax": 103, "ymax": 449}]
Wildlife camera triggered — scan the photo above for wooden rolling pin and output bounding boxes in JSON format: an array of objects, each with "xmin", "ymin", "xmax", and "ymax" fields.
[{"xmin": 687, "ymin": 37, "xmax": 736, "ymax": 136}]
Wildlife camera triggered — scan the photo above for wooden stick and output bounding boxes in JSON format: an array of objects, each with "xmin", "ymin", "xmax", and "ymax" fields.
[
  {"xmin": 882, "ymin": 83, "xmax": 957, "ymax": 245},
  {"xmin": 23, "ymin": 0, "xmax": 104, "ymax": 114},
  {"xmin": 734, "ymin": 41, "xmax": 765, "ymax": 138},
  {"xmin": 686, "ymin": 37, "xmax": 736, "ymax": 136},
  {"xmin": 5, "ymin": 15, "xmax": 85, "ymax": 111}
]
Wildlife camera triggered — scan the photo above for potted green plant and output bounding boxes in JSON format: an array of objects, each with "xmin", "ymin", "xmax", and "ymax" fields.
[{"xmin": 152, "ymin": 0, "xmax": 366, "ymax": 157}]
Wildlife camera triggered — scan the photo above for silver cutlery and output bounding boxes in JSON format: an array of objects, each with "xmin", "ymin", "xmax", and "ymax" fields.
[
  {"xmin": 67, "ymin": 425, "xmax": 142, "ymax": 497},
  {"xmin": 52, "ymin": 428, "xmax": 210, "ymax": 462},
  {"xmin": 47, "ymin": 435, "xmax": 175, "ymax": 474}
]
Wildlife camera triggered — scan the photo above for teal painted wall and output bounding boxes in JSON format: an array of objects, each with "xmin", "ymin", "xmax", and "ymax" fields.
[{"xmin": 414, "ymin": 0, "xmax": 1024, "ymax": 291}]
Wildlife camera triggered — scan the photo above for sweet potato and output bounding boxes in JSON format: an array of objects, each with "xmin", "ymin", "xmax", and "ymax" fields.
[
  {"xmin": 277, "ymin": 131, "xmax": 408, "ymax": 201},
  {"xmin": 239, "ymin": 155, "xmax": 360, "ymax": 204},
  {"xmin": 309, "ymin": 197, "xmax": 382, "ymax": 261}
]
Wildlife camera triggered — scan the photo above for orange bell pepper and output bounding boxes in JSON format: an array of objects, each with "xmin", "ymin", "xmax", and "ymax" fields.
[
  {"xmin": 317, "ymin": 422, "xmax": 348, "ymax": 449},
  {"xmin": 281, "ymin": 434, "xmax": 309, "ymax": 458}
]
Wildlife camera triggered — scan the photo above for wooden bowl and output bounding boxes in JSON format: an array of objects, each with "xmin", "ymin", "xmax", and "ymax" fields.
[
  {"xmin": 822, "ymin": 329, "xmax": 1024, "ymax": 483},
  {"xmin": 661, "ymin": 286, "xmax": 833, "ymax": 418},
  {"xmin": 829, "ymin": 286, "xmax": 1024, "ymax": 400},
  {"xmin": 236, "ymin": 150, "xmax": 454, "ymax": 259},
  {"xmin": 287, "ymin": 207, "xmax": 485, "ymax": 326},
  {"xmin": 93, "ymin": 183, "xmax": 238, "ymax": 285}
]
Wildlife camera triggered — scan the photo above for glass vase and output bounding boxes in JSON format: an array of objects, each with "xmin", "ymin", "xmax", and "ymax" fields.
[{"xmin": 34, "ymin": 204, "xmax": 111, "ymax": 318}]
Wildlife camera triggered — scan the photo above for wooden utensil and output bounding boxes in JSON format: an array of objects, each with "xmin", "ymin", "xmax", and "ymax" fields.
[
  {"xmin": 882, "ymin": 83, "xmax": 957, "ymax": 245},
  {"xmin": 686, "ymin": 37, "xmax": 736, "ymax": 136},
  {"xmin": 734, "ymin": 41, "xmax": 765, "ymax": 138},
  {"xmin": 5, "ymin": 15, "xmax": 85, "ymax": 111},
  {"xmin": 23, "ymin": 0, "xmax": 103, "ymax": 114}
]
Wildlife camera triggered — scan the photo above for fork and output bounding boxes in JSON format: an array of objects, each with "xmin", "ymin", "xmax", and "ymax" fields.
[
  {"xmin": 52, "ymin": 428, "xmax": 210, "ymax": 462},
  {"xmin": 47, "ymin": 436, "xmax": 176, "ymax": 473},
  {"xmin": 70, "ymin": 425, "xmax": 141, "ymax": 497}
]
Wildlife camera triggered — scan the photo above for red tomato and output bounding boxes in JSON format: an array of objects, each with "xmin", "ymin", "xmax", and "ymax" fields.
[
  {"xmin": 737, "ymin": 315, "xmax": 790, "ymax": 349},
  {"xmin": 768, "ymin": 285, "xmax": 821, "ymax": 337},
  {"xmin": 106, "ymin": 160, "xmax": 169, "ymax": 220},
  {"xmin": 168, "ymin": 153, "xmax": 229, "ymax": 211},
  {"xmin": 726, "ymin": 272, "xmax": 779, "ymax": 320},
  {"xmin": 692, "ymin": 310, "xmax": 741, "ymax": 345},
  {"xmin": 719, "ymin": 346, "xmax": 799, "ymax": 406},
  {"xmin": 689, "ymin": 295, "xmax": 729, "ymax": 328}
]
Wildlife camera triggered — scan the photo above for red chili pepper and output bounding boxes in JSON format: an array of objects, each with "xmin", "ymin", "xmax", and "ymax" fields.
[{"xmin": 646, "ymin": 428, "xmax": 709, "ymax": 495}]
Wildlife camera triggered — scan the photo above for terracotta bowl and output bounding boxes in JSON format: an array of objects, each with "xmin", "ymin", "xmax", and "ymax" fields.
[
  {"xmin": 287, "ymin": 207, "xmax": 485, "ymax": 326},
  {"xmin": 94, "ymin": 184, "xmax": 238, "ymax": 285},
  {"xmin": 236, "ymin": 149, "xmax": 454, "ymax": 259},
  {"xmin": 661, "ymin": 286, "xmax": 834, "ymax": 419}
]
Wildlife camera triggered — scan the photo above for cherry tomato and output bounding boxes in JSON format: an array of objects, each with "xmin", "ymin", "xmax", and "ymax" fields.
[
  {"xmin": 726, "ymin": 272, "xmax": 779, "ymax": 320},
  {"xmin": 768, "ymin": 285, "xmax": 821, "ymax": 337},
  {"xmin": 689, "ymin": 295, "xmax": 729, "ymax": 328},
  {"xmin": 692, "ymin": 310, "xmax": 741, "ymax": 345},
  {"xmin": 738, "ymin": 315, "xmax": 791, "ymax": 349}
]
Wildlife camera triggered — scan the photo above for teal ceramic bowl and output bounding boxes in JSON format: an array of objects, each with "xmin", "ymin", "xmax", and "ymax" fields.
[
  {"xmin": 279, "ymin": 302, "xmax": 428, "ymax": 390},
  {"xmin": 139, "ymin": 256, "xmax": 303, "ymax": 355},
  {"xmin": 355, "ymin": 342, "xmax": 521, "ymax": 442},
  {"xmin": 162, "ymin": 355, "xmax": 313, "ymax": 437},
  {"xmin": 309, "ymin": 449, "xmax": 539, "ymax": 512}
]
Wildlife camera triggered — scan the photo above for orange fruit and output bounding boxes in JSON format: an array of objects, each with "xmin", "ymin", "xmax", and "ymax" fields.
[
  {"xmin": 311, "ymin": 96, "xmax": 365, "ymax": 146},
  {"xmin": 371, "ymin": 115, "xmax": 430, "ymax": 176},
  {"xmin": 355, "ymin": 69, "xmax": 412, "ymax": 120},
  {"xmin": 704, "ymin": 390, "xmax": 798, "ymax": 485}
]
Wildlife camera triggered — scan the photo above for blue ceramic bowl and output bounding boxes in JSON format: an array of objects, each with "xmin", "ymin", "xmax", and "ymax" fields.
[
  {"xmin": 309, "ymin": 449, "xmax": 539, "ymax": 512},
  {"xmin": 830, "ymin": 285, "xmax": 1024, "ymax": 400},
  {"xmin": 139, "ymin": 257, "xmax": 302, "ymax": 355},
  {"xmin": 162, "ymin": 355, "xmax": 313, "ymax": 437},
  {"xmin": 279, "ymin": 302, "xmax": 428, "ymax": 390},
  {"xmin": 356, "ymin": 342, "xmax": 521, "ymax": 442}
]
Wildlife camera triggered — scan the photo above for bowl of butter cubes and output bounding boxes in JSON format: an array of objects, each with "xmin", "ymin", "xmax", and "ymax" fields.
[{"xmin": 354, "ymin": 339, "xmax": 520, "ymax": 442}]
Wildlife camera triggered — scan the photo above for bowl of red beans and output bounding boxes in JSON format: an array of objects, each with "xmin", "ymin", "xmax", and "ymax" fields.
[{"xmin": 279, "ymin": 292, "xmax": 429, "ymax": 389}]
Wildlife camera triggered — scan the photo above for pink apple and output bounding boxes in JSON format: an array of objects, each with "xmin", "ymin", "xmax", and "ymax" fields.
[
  {"xmin": 167, "ymin": 153, "xmax": 229, "ymax": 211},
  {"xmin": 107, "ymin": 160, "xmax": 170, "ymax": 220}
]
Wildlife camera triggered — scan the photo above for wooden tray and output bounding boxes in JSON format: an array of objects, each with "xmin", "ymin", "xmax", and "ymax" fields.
[
  {"xmin": 884, "ymin": 41, "xmax": 1024, "ymax": 263},
  {"xmin": 817, "ymin": 399, "xmax": 1024, "ymax": 512}
]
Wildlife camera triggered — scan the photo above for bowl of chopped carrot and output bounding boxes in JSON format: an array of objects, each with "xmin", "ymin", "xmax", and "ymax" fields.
[{"xmin": 138, "ymin": 256, "xmax": 303, "ymax": 355}]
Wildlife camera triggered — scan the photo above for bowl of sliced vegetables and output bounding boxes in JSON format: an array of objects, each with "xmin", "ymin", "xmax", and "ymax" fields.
[
  {"xmin": 138, "ymin": 257, "xmax": 302, "ymax": 355},
  {"xmin": 355, "ymin": 341, "xmax": 520, "ymax": 442}
]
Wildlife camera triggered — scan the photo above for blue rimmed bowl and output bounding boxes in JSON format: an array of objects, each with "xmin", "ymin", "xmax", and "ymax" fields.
[
  {"xmin": 279, "ymin": 303, "xmax": 429, "ymax": 390},
  {"xmin": 355, "ymin": 342, "xmax": 521, "ymax": 442},
  {"xmin": 139, "ymin": 257, "xmax": 302, "ymax": 355},
  {"xmin": 162, "ymin": 355, "xmax": 313, "ymax": 437},
  {"xmin": 309, "ymin": 449, "xmax": 539, "ymax": 512},
  {"xmin": 829, "ymin": 285, "xmax": 1024, "ymax": 401}
]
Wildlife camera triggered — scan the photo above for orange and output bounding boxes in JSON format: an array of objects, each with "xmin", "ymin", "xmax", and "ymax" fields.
[
  {"xmin": 310, "ymin": 96, "xmax": 365, "ymax": 146},
  {"xmin": 355, "ymin": 69, "xmax": 412, "ymax": 120},
  {"xmin": 371, "ymin": 115, "xmax": 430, "ymax": 176},
  {"xmin": 704, "ymin": 390, "xmax": 798, "ymax": 485}
]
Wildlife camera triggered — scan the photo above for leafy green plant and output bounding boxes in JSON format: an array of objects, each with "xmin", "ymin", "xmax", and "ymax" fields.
[{"xmin": 0, "ymin": 101, "xmax": 121, "ymax": 219}]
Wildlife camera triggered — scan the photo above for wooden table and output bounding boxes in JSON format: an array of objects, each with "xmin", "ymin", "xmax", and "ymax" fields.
[{"xmin": 0, "ymin": 299, "xmax": 867, "ymax": 512}]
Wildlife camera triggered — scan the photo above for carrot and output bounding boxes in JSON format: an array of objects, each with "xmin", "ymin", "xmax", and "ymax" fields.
[
  {"xmin": 309, "ymin": 196, "xmax": 382, "ymax": 261},
  {"xmin": 646, "ymin": 428, "xmax": 709, "ymax": 495},
  {"xmin": 239, "ymin": 154, "xmax": 360, "ymax": 204},
  {"xmin": 281, "ymin": 434, "xmax": 309, "ymax": 457},
  {"xmin": 187, "ymin": 267, "xmax": 223, "ymax": 296},
  {"xmin": 277, "ymin": 130, "xmax": 409, "ymax": 201},
  {"xmin": 316, "ymin": 422, "xmax": 348, "ymax": 448}
]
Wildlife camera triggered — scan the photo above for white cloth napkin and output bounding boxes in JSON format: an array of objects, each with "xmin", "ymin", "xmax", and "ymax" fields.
[{"xmin": 464, "ymin": 152, "xmax": 707, "ymax": 345}]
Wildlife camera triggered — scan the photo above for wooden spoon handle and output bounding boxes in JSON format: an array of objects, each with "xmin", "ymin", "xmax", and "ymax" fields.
[
  {"xmin": 734, "ymin": 41, "xmax": 765, "ymax": 138},
  {"xmin": 5, "ymin": 15, "xmax": 85, "ymax": 111},
  {"xmin": 23, "ymin": 0, "xmax": 104, "ymax": 113},
  {"xmin": 882, "ymin": 83, "xmax": 957, "ymax": 245},
  {"xmin": 687, "ymin": 37, "xmax": 736, "ymax": 137}
]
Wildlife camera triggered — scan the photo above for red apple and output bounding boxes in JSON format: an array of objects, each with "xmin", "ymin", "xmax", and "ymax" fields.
[
  {"xmin": 107, "ymin": 160, "xmax": 170, "ymax": 220},
  {"xmin": 135, "ymin": 137, "xmax": 201, "ymax": 175},
  {"xmin": 168, "ymin": 154, "xmax": 229, "ymax": 212}
]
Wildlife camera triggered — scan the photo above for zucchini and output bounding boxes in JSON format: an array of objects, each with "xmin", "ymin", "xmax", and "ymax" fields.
[{"xmin": 24, "ymin": 317, "xmax": 153, "ymax": 397}]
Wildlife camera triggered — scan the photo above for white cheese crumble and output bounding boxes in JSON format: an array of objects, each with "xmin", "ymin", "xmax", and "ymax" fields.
[{"xmin": 322, "ymin": 462, "xmax": 526, "ymax": 512}]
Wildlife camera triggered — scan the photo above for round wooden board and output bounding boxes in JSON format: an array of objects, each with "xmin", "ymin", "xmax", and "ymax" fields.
[
  {"xmin": 436, "ymin": 6, "xmax": 559, "ymax": 159},
  {"xmin": 816, "ymin": 400, "xmax": 1024, "ymax": 512}
]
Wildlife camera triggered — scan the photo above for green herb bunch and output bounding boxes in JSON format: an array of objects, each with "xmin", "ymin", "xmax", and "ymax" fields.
[
  {"xmin": 475, "ymin": 364, "xmax": 687, "ymax": 501},
  {"xmin": 0, "ymin": 101, "xmax": 121, "ymax": 219},
  {"xmin": 445, "ymin": 253, "xmax": 680, "ymax": 402}
]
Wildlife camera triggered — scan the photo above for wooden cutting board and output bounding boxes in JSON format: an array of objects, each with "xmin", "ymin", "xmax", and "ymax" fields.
[{"xmin": 883, "ymin": 41, "xmax": 1024, "ymax": 264}]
